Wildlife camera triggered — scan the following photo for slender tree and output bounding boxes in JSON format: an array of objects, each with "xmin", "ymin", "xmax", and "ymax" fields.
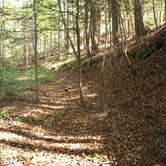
[
  {"xmin": 84, "ymin": 0, "xmax": 91, "ymax": 58},
  {"xmin": 90, "ymin": 0, "xmax": 100, "ymax": 53},
  {"xmin": 58, "ymin": 0, "xmax": 85, "ymax": 107},
  {"xmin": 76, "ymin": 0, "xmax": 85, "ymax": 107},
  {"xmin": 0, "ymin": 0, "xmax": 5, "ymax": 67},
  {"xmin": 164, "ymin": 0, "xmax": 166, "ymax": 22},
  {"xmin": 109, "ymin": 0, "xmax": 120, "ymax": 46},
  {"xmin": 152, "ymin": 0, "xmax": 158, "ymax": 28},
  {"xmin": 33, "ymin": 0, "xmax": 39, "ymax": 102},
  {"xmin": 134, "ymin": 0, "xmax": 145, "ymax": 38}
]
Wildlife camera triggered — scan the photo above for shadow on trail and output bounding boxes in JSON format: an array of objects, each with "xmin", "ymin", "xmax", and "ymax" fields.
[
  {"xmin": 0, "ymin": 79, "xmax": 114, "ymax": 162},
  {"xmin": 0, "ymin": 127, "xmax": 103, "ymax": 144},
  {"xmin": 1, "ymin": 53, "xmax": 165, "ymax": 165},
  {"xmin": 0, "ymin": 139, "xmax": 103, "ymax": 156}
]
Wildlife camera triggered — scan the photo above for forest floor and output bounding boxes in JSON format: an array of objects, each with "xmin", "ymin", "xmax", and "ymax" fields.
[{"xmin": 0, "ymin": 49, "xmax": 166, "ymax": 166}]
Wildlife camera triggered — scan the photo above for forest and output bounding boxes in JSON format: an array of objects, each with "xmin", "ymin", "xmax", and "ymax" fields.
[{"xmin": 0, "ymin": 0, "xmax": 166, "ymax": 165}]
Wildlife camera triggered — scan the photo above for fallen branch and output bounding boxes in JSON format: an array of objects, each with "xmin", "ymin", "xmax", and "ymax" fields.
[{"xmin": 82, "ymin": 24, "xmax": 166, "ymax": 68}]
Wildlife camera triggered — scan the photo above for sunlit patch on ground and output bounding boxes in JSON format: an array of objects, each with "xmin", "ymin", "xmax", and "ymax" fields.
[{"xmin": 0, "ymin": 73, "xmax": 113, "ymax": 165}]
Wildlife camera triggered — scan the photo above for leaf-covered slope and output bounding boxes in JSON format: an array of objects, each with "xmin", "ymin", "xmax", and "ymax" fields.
[{"xmin": 85, "ymin": 49, "xmax": 166, "ymax": 165}]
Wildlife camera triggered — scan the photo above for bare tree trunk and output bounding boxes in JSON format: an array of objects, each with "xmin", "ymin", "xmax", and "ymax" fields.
[
  {"xmin": 152, "ymin": 0, "xmax": 158, "ymax": 28},
  {"xmin": 84, "ymin": 0, "xmax": 91, "ymax": 58},
  {"xmin": 134, "ymin": 0, "xmax": 145, "ymax": 38},
  {"xmin": 66, "ymin": 0, "xmax": 69, "ymax": 51},
  {"xmin": 0, "ymin": 0, "xmax": 5, "ymax": 67},
  {"xmin": 159, "ymin": 0, "xmax": 164, "ymax": 24},
  {"xmin": 105, "ymin": 11, "xmax": 108, "ymax": 48},
  {"xmin": 58, "ymin": 0, "xmax": 85, "ymax": 107},
  {"xmin": 50, "ymin": 30, "xmax": 53, "ymax": 52},
  {"xmin": 164, "ymin": 0, "xmax": 166, "ymax": 22},
  {"xmin": 108, "ymin": 0, "xmax": 112, "ymax": 46},
  {"xmin": 63, "ymin": 0, "xmax": 69, "ymax": 51},
  {"xmin": 23, "ymin": 20, "xmax": 27, "ymax": 66},
  {"xmin": 124, "ymin": 0, "xmax": 134, "ymax": 37},
  {"xmin": 76, "ymin": 0, "xmax": 85, "ymax": 108},
  {"xmin": 44, "ymin": 38, "xmax": 48, "ymax": 64},
  {"xmin": 110, "ymin": 0, "xmax": 120, "ymax": 46},
  {"xmin": 33, "ymin": 0, "xmax": 39, "ymax": 102},
  {"xmin": 57, "ymin": 0, "xmax": 78, "ymax": 60},
  {"xmin": 58, "ymin": 12, "xmax": 61, "ymax": 53},
  {"xmin": 90, "ymin": 0, "xmax": 100, "ymax": 54}
]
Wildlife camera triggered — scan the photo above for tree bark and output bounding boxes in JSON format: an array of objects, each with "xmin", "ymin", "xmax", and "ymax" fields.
[
  {"xmin": 84, "ymin": 0, "xmax": 91, "ymax": 58},
  {"xmin": 134, "ymin": 0, "xmax": 145, "ymax": 38},
  {"xmin": 58, "ymin": 0, "xmax": 85, "ymax": 107},
  {"xmin": 164, "ymin": 0, "xmax": 166, "ymax": 22},
  {"xmin": 152, "ymin": 0, "xmax": 158, "ymax": 28},
  {"xmin": 90, "ymin": 0, "xmax": 100, "ymax": 53},
  {"xmin": 110, "ymin": 0, "xmax": 120, "ymax": 46},
  {"xmin": 76, "ymin": 0, "xmax": 85, "ymax": 108},
  {"xmin": 33, "ymin": 0, "xmax": 39, "ymax": 102}
]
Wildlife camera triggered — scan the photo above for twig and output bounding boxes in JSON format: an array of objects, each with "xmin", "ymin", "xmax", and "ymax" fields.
[{"xmin": 142, "ymin": 46, "xmax": 155, "ymax": 59}]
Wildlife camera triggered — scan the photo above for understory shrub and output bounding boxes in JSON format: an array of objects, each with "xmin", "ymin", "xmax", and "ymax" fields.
[
  {"xmin": 25, "ymin": 67, "xmax": 56, "ymax": 84},
  {"xmin": 0, "ymin": 68, "xmax": 25, "ymax": 99},
  {"xmin": 0, "ymin": 67, "xmax": 56, "ymax": 100}
]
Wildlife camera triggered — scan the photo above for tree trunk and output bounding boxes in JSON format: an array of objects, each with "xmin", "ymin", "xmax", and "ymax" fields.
[
  {"xmin": 105, "ymin": 11, "xmax": 108, "ymax": 47},
  {"xmin": 58, "ymin": 0, "xmax": 85, "ymax": 107},
  {"xmin": 152, "ymin": 0, "xmax": 158, "ymax": 28},
  {"xmin": 90, "ymin": 0, "xmax": 100, "ymax": 53},
  {"xmin": 134, "ymin": 0, "xmax": 145, "ymax": 38},
  {"xmin": 0, "ymin": 0, "xmax": 5, "ymax": 67},
  {"xmin": 76, "ymin": 0, "xmax": 85, "ymax": 108},
  {"xmin": 164, "ymin": 0, "xmax": 166, "ymax": 22},
  {"xmin": 124, "ymin": 0, "xmax": 134, "ymax": 37},
  {"xmin": 33, "ymin": 0, "xmax": 39, "ymax": 103},
  {"xmin": 108, "ymin": 0, "xmax": 112, "ymax": 46},
  {"xmin": 84, "ymin": 0, "xmax": 91, "ymax": 58},
  {"xmin": 110, "ymin": 0, "xmax": 119, "ymax": 46}
]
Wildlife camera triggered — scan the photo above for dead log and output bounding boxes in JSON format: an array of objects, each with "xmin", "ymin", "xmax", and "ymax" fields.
[
  {"xmin": 128, "ymin": 24, "xmax": 166, "ymax": 59},
  {"xmin": 82, "ymin": 24, "xmax": 166, "ymax": 68}
]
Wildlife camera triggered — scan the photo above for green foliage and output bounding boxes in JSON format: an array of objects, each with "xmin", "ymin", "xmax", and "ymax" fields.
[
  {"xmin": 0, "ymin": 107, "xmax": 22, "ymax": 122},
  {"xmin": 0, "ymin": 67, "xmax": 56, "ymax": 100},
  {"xmin": 13, "ymin": 116, "xmax": 22, "ymax": 122},
  {"xmin": 0, "ymin": 108, "xmax": 9, "ymax": 120},
  {"xmin": 82, "ymin": 152, "xmax": 102, "ymax": 159},
  {"xmin": 39, "ymin": 69, "xmax": 56, "ymax": 84},
  {"xmin": 0, "ymin": 68, "xmax": 26, "ymax": 100},
  {"xmin": 25, "ymin": 67, "xmax": 56, "ymax": 84}
]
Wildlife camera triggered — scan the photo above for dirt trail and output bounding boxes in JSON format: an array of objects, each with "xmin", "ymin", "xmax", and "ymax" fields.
[
  {"xmin": 0, "ymin": 50, "xmax": 166, "ymax": 166},
  {"xmin": 0, "ymin": 69, "xmax": 112, "ymax": 165}
]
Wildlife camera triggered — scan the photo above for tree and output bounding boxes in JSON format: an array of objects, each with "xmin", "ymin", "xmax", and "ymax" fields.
[
  {"xmin": 124, "ymin": 0, "xmax": 134, "ymax": 37},
  {"xmin": 76, "ymin": 0, "xmax": 85, "ymax": 107},
  {"xmin": 152, "ymin": 0, "xmax": 158, "ymax": 28},
  {"xmin": 164, "ymin": 0, "xmax": 166, "ymax": 22},
  {"xmin": 0, "ymin": 0, "xmax": 5, "ymax": 67},
  {"xmin": 58, "ymin": 0, "xmax": 85, "ymax": 107},
  {"xmin": 33, "ymin": 0, "xmax": 39, "ymax": 102},
  {"xmin": 109, "ymin": 0, "xmax": 120, "ymax": 46},
  {"xmin": 90, "ymin": 0, "xmax": 100, "ymax": 53},
  {"xmin": 134, "ymin": 0, "xmax": 145, "ymax": 38},
  {"xmin": 84, "ymin": 0, "xmax": 91, "ymax": 58}
]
